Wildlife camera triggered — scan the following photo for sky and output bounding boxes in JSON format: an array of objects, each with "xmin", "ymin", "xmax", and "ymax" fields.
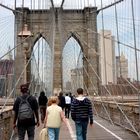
[{"xmin": 0, "ymin": 0, "xmax": 140, "ymax": 82}]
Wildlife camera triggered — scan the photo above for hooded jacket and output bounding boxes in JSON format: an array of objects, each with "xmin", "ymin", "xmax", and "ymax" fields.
[{"xmin": 71, "ymin": 96, "xmax": 93, "ymax": 124}]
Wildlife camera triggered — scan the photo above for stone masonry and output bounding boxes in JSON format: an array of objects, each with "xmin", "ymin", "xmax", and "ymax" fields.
[{"xmin": 15, "ymin": 7, "xmax": 99, "ymax": 95}]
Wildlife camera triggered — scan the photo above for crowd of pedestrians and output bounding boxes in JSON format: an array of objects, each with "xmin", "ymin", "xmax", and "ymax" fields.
[{"xmin": 13, "ymin": 83, "xmax": 93, "ymax": 140}]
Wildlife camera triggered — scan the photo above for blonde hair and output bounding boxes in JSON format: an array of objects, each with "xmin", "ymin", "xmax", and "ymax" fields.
[
  {"xmin": 47, "ymin": 98, "xmax": 52, "ymax": 106},
  {"xmin": 48, "ymin": 96, "xmax": 58, "ymax": 105}
]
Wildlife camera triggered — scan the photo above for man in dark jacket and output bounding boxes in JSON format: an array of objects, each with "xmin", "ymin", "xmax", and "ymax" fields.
[
  {"xmin": 58, "ymin": 91, "xmax": 65, "ymax": 110},
  {"xmin": 13, "ymin": 83, "xmax": 40, "ymax": 140},
  {"xmin": 71, "ymin": 88, "xmax": 93, "ymax": 140},
  {"xmin": 38, "ymin": 91, "xmax": 48, "ymax": 123}
]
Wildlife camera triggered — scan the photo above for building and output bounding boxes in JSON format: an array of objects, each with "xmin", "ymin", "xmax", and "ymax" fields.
[
  {"xmin": 0, "ymin": 52, "xmax": 14, "ymax": 97},
  {"xmin": 71, "ymin": 68, "xmax": 83, "ymax": 93},
  {"xmin": 99, "ymin": 30, "xmax": 116, "ymax": 85},
  {"xmin": 116, "ymin": 52, "xmax": 128, "ymax": 79}
]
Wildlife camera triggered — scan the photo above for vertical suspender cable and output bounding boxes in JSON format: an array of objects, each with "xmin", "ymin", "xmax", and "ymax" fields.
[
  {"xmin": 13, "ymin": 0, "xmax": 17, "ymax": 99},
  {"xmin": 38, "ymin": 40, "xmax": 40, "ymax": 84},
  {"xmin": 131, "ymin": 0, "xmax": 139, "ymax": 82},
  {"xmin": 100, "ymin": 0, "xmax": 107, "ymax": 84},
  {"xmin": 42, "ymin": 38, "xmax": 43, "ymax": 89},
  {"xmin": 131, "ymin": 0, "xmax": 140, "ymax": 126},
  {"xmin": 114, "ymin": 0, "xmax": 122, "ymax": 78}
]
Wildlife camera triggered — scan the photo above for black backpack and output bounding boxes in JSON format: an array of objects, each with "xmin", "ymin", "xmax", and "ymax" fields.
[{"xmin": 18, "ymin": 95, "xmax": 34, "ymax": 121}]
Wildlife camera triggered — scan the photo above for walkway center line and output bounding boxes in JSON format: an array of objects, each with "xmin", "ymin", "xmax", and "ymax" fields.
[
  {"xmin": 94, "ymin": 120, "xmax": 124, "ymax": 140},
  {"xmin": 66, "ymin": 119, "xmax": 76, "ymax": 140}
]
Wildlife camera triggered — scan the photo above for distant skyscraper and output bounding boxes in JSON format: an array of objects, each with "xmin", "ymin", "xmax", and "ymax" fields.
[
  {"xmin": 116, "ymin": 52, "xmax": 128, "ymax": 79},
  {"xmin": 99, "ymin": 30, "xmax": 116, "ymax": 85},
  {"xmin": 71, "ymin": 68, "xmax": 83, "ymax": 93}
]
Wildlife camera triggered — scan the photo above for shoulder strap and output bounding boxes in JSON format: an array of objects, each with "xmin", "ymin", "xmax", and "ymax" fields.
[
  {"xmin": 18, "ymin": 95, "xmax": 31, "ymax": 104},
  {"xmin": 26, "ymin": 95, "xmax": 31, "ymax": 101}
]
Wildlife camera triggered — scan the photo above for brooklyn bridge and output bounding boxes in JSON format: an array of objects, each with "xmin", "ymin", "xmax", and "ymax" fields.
[{"xmin": 0, "ymin": 0, "xmax": 139, "ymax": 139}]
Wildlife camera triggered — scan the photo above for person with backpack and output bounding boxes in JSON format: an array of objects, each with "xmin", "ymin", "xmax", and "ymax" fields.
[{"xmin": 13, "ymin": 83, "xmax": 40, "ymax": 140}]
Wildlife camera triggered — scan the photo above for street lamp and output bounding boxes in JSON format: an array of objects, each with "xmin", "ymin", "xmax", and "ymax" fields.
[{"xmin": 18, "ymin": 24, "xmax": 32, "ymax": 83}]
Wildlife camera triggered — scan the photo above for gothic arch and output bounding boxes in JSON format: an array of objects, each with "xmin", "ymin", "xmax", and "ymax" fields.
[
  {"xmin": 31, "ymin": 33, "xmax": 50, "ymax": 50},
  {"xmin": 63, "ymin": 32, "xmax": 84, "ymax": 52}
]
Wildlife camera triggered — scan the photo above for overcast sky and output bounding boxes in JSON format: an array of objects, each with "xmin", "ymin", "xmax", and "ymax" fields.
[{"xmin": 0, "ymin": 0, "xmax": 128, "ymax": 9}]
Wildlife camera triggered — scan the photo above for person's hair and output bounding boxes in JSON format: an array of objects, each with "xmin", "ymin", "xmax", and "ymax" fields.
[
  {"xmin": 47, "ymin": 98, "xmax": 52, "ymax": 106},
  {"xmin": 40, "ymin": 91, "xmax": 45, "ymax": 96},
  {"xmin": 20, "ymin": 83, "xmax": 29, "ymax": 93},
  {"xmin": 77, "ymin": 88, "xmax": 83, "ymax": 95},
  {"xmin": 50, "ymin": 96, "xmax": 58, "ymax": 104},
  {"xmin": 59, "ymin": 92, "xmax": 63, "ymax": 96}
]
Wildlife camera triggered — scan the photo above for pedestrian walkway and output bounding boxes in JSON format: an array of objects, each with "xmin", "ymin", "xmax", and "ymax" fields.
[{"xmin": 32, "ymin": 116, "xmax": 139, "ymax": 140}]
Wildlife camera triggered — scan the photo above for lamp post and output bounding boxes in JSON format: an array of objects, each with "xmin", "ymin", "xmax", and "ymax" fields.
[{"xmin": 18, "ymin": 24, "xmax": 32, "ymax": 83}]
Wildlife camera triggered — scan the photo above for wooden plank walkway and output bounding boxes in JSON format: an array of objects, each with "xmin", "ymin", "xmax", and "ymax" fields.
[{"xmin": 31, "ymin": 116, "xmax": 139, "ymax": 140}]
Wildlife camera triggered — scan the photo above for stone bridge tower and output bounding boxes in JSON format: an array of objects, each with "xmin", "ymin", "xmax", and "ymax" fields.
[{"xmin": 15, "ymin": 7, "xmax": 99, "ymax": 95}]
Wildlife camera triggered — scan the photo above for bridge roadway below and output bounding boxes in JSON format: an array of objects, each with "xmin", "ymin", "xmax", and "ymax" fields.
[{"xmin": 24, "ymin": 116, "xmax": 138, "ymax": 140}]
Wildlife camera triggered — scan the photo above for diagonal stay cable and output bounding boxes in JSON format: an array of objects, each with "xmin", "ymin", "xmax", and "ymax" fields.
[
  {"xmin": 0, "ymin": 34, "xmax": 40, "ymax": 114},
  {"xmin": 75, "ymin": 50, "xmax": 99, "ymax": 117},
  {"xmin": 0, "ymin": 34, "xmax": 34, "ymax": 60},
  {"xmin": 83, "ymin": 52, "xmax": 140, "ymax": 138},
  {"xmin": 0, "ymin": 3, "xmax": 22, "ymax": 14},
  {"xmin": 82, "ymin": 64, "xmax": 114, "ymax": 125}
]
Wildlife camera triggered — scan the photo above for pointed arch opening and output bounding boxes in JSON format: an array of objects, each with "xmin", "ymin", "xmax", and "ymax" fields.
[
  {"xmin": 62, "ymin": 37, "xmax": 83, "ymax": 93},
  {"xmin": 31, "ymin": 37, "xmax": 52, "ymax": 96}
]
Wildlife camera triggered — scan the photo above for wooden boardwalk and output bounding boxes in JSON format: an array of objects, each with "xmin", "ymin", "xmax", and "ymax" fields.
[{"xmin": 32, "ymin": 116, "xmax": 139, "ymax": 140}]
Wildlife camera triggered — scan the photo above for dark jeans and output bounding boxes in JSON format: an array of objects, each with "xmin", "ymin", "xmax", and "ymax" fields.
[
  {"xmin": 18, "ymin": 125, "xmax": 35, "ymax": 140},
  {"xmin": 65, "ymin": 104, "xmax": 71, "ymax": 118},
  {"xmin": 40, "ymin": 106, "xmax": 46, "ymax": 122},
  {"xmin": 75, "ymin": 120, "xmax": 88, "ymax": 140}
]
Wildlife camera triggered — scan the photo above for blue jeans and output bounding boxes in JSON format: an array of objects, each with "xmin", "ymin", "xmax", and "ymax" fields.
[
  {"xmin": 48, "ymin": 127, "xmax": 60, "ymax": 140},
  {"xmin": 75, "ymin": 121, "xmax": 88, "ymax": 140},
  {"xmin": 18, "ymin": 125, "xmax": 35, "ymax": 140}
]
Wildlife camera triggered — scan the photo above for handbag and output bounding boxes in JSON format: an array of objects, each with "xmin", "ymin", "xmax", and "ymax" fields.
[{"xmin": 39, "ymin": 128, "xmax": 48, "ymax": 140}]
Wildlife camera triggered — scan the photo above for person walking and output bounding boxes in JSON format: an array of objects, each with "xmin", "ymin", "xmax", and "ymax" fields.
[
  {"xmin": 71, "ymin": 88, "xmax": 93, "ymax": 140},
  {"xmin": 13, "ymin": 83, "xmax": 40, "ymax": 140},
  {"xmin": 44, "ymin": 96, "xmax": 66, "ymax": 140},
  {"xmin": 38, "ymin": 91, "xmax": 48, "ymax": 123},
  {"xmin": 58, "ymin": 91, "xmax": 65, "ymax": 110},
  {"xmin": 65, "ymin": 93, "xmax": 71, "ymax": 118}
]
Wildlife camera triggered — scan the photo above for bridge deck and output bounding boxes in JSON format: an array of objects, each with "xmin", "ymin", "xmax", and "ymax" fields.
[{"xmin": 31, "ymin": 116, "xmax": 139, "ymax": 140}]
